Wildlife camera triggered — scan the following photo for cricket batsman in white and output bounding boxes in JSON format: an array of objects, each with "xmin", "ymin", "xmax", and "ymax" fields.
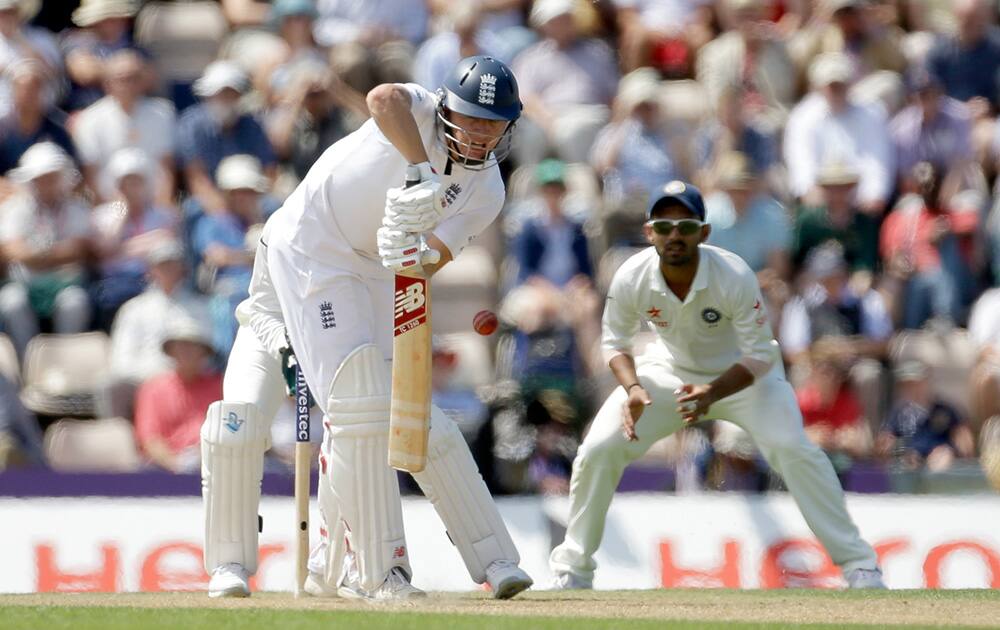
[
  {"xmin": 549, "ymin": 181, "xmax": 886, "ymax": 590},
  {"xmin": 200, "ymin": 56, "xmax": 532, "ymax": 600}
]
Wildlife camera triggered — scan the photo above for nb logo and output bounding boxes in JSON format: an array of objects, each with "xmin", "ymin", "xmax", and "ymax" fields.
[
  {"xmin": 394, "ymin": 282, "xmax": 426, "ymax": 317},
  {"xmin": 224, "ymin": 412, "xmax": 244, "ymax": 433}
]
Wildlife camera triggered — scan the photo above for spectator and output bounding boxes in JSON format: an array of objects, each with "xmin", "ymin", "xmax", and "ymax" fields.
[
  {"xmin": 103, "ymin": 239, "xmax": 210, "ymax": 420},
  {"xmin": 72, "ymin": 50, "xmax": 177, "ymax": 205},
  {"xmin": 790, "ymin": 0, "xmax": 906, "ymax": 82},
  {"xmin": 0, "ymin": 373, "xmax": 43, "ymax": 469},
  {"xmin": 784, "ymin": 52, "xmax": 893, "ymax": 214},
  {"xmin": 191, "ymin": 155, "xmax": 266, "ymax": 356},
  {"xmin": 925, "ymin": 0, "xmax": 1000, "ymax": 109},
  {"xmin": 431, "ymin": 338, "xmax": 488, "ymax": 442},
  {"xmin": 177, "ymin": 61, "xmax": 276, "ymax": 214},
  {"xmin": 266, "ymin": 64, "xmax": 358, "ymax": 182},
  {"xmin": 792, "ymin": 161, "xmax": 881, "ymax": 272},
  {"xmin": 590, "ymin": 69, "xmax": 677, "ymax": 218},
  {"xmin": 267, "ymin": 0, "xmax": 327, "ymax": 101},
  {"xmin": 614, "ymin": 0, "xmax": 715, "ymax": 76},
  {"xmin": 63, "ymin": 0, "xmax": 149, "ymax": 111},
  {"xmin": 414, "ymin": 2, "xmax": 501, "ymax": 92},
  {"xmin": 704, "ymin": 151, "xmax": 790, "ymax": 275},
  {"xmin": 0, "ymin": 60, "xmax": 76, "ymax": 188},
  {"xmin": 796, "ymin": 339, "xmax": 872, "ymax": 469},
  {"xmin": 880, "ymin": 161, "xmax": 980, "ymax": 329},
  {"xmin": 513, "ymin": 0, "xmax": 619, "ymax": 165},
  {"xmin": 220, "ymin": 0, "xmax": 271, "ymax": 28},
  {"xmin": 134, "ymin": 316, "xmax": 222, "ymax": 473},
  {"xmin": 313, "ymin": 0, "xmax": 428, "ymax": 93},
  {"xmin": 877, "ymin": 360, "xmax": 975, "ymax": 472},
  {"xmin": 90, "ymin": 148, "xmax": 179, "ymax": 330},
  {"xmin": 695, "ymin": 0, "xmax": 796, "ymax": 134},
  {"xmin": 780, "ymin": 242, "xmax": 892, "ymax": 365},
  {"xmin": 691, "ymin": 85, "xmax": 777, "ymax": 189},
  {"xmin": 891, "ymin": 69, "xmax": 975, "ymax": 185},
  {"xmin": 0, "ymin": 0, "xmax": 62, "ymax": 119},
  {"xmin": 970, "ymin": 288, "xmax": 1000, "ymax": 429},
  {"xmin": 512, "ymin": 159, "xmax": 594, "ymax": 288},
  {"xmin": 0, "ymin": 143, "xmax": 92, "ymax": 359},
  {"xmin": 428, "ymin": 0, "xmax": 530, "ymax": 42}
]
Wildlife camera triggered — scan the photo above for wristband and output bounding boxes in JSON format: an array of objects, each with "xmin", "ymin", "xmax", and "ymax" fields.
[{"xmin": 625, "ymin": 383, "xmax": 642, "ymax": 393}]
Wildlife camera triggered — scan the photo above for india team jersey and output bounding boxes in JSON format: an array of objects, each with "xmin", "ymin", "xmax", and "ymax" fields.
[
  {"xmin": 273, "ymin": 83, "xmax": 506, "ymax": 278},
  {"xmin": 602, "ymin": 244, "xmax": 780, "ymax": 376}
]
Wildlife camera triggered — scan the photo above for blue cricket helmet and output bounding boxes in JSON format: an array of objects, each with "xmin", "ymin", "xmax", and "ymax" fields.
[{"xmin": 436, "ymin": 56, "xmax": 521, "ymax": 170}]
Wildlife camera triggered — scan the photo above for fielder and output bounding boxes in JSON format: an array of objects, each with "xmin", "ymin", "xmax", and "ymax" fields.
[
  {"xmin": 549, "ymin": 181, "xmax": 886, "ymax": 590},
  {"xmin": 204, "ymin": 56, "xmax": 532, "ymax": 601}
]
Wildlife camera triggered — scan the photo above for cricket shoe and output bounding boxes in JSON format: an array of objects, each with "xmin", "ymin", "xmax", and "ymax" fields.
[
  {"xmin": 485, "ymin": 560, "xmax": 533, "ymax": 599},
  {"xmin": 303, "ymin": 571, "xmax": 338, "ymax": 597},
  {"xmin": 846, "ymin": 568, "xmax": 887, "ymax": 589},
  {"xmin": 208, "ymin": 563, "xmax": 250, "ymax": 598},
  {"xmin": 340, "ymin": 567, "xmax": 426, "ymax": 602},
  {"xmin": 550, "ymin": 571, "xmax": 592, "ymax": 590}
]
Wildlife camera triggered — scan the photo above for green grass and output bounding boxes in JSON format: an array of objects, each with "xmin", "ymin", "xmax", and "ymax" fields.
[{"xmin": 2, "ymin": 590, "xmax": 999, "ymax": 630}]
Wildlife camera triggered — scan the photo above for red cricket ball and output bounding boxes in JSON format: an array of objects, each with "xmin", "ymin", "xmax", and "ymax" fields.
[{"xmin": 473, "ymin": 310, "xmax": 498, "ymax": 336}]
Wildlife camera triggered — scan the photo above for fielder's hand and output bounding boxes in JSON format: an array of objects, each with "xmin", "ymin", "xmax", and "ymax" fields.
[
  {"xmin": 675, "ymin": 384, "xmax": 715, "ymax": 424},
  {"xmin": 377, "ymin": 225, "xmax": 440, "ymax": 273},
  {"xmin": 384, "ymin": 161, "xmax": 442, "ymax": 233},
  {"xmin": 621, "ymin": 384, "xmax": 652, "ymax": 442}
]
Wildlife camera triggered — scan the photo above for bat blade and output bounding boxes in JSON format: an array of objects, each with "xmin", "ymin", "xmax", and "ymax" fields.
[{"xmin": 388, "ymin": 270, "xmax": 431, "ymax": 472}]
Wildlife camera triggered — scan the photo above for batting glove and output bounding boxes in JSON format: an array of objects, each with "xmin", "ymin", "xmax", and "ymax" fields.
[
  {"xmin": 377, "ymin": 225, "xmax": 440, "ymax": 273},
  {"xmin": 384, "ymin": 162, "xmax": 442, "ymax": 233}
]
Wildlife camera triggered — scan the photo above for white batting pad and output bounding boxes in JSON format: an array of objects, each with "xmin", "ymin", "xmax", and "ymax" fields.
[
  {"xmin": 412, "ymin": 407, "xmax": 519, "ymax": 582},
  {"xmin": 324, "ymin": 344, "xmax": 409, "ymax": 592},
  {"xmin": 201, "ymin": 401, "xmax": 270, "ymax": 573}
]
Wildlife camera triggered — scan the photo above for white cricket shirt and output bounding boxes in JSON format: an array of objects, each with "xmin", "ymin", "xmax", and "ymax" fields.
[
  {"xmin": 602, "ymin": 244, "xmax": 780, "ymax": 377},
  {"xmin": 273, "ymin": 83, "xmax": 505, "ymax": 279}
]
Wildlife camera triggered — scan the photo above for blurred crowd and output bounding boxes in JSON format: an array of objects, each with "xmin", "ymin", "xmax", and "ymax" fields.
[{"xmin": 0, "ymin": 0, "xmax": 999, "ymax": 495}]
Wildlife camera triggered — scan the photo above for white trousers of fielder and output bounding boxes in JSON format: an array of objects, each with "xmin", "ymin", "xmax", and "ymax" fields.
[{"xmin": 550, "ymin": 349, "xmax": 879, "ymax": 582}]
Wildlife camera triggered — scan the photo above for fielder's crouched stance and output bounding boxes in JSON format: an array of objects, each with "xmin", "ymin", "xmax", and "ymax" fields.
[
  {"xmin": 202, "ymin": 56, "xmax": 532, "ymax": 600},
  {"xmin": 549, "ymin": 182, "xmax": 886, "ymax": 590}
]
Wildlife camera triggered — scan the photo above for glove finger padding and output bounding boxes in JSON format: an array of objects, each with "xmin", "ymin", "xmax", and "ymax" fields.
[{"xmin": 383, "ymin": 211, "xmax": 437, "ymax": 233}]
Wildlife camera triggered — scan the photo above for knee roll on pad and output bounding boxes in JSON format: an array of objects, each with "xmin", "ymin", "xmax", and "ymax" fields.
[
  {"xmin": 412, "ymin": 407, "xmax": 520, "ymax": 583},
  {"xmin": 201, "ymin": 401, "xmax": 270, "ymax": 573},
  {"xmin": 324, "ymin": 344, "xmax": 409, "ymax": 591}
]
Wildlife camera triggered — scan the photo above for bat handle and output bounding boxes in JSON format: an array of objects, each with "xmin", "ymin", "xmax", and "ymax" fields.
[{"xmin": 404, "ymin": 164, "xmax": 422, "ymax": 188}]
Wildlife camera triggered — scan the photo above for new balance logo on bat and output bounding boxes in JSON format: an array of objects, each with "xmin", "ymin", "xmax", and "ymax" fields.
[
  {"xmin": 478, "ymin": 73, "xmax": 496, "ymax": 105},
  {"xmin": 394, "ymin": 276, "xmax": 428, "ymax": 336},
  {"xmin": 395, "ymin": 282, "xmax": 425, "ymax": 317}
]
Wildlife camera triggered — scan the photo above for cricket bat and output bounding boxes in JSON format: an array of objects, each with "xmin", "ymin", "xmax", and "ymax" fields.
[
  {"xmin": 388, "ymin": 165, "xmax": 432, "ymax": 473},
  {"xmin": 293, "ymin": 361, "xmax": 311, "ymax": 597}
]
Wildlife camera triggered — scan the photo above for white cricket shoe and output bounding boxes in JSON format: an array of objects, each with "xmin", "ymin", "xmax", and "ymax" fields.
[
  {"xmin": 208, "ymin": 563, "xmax": 250, "ymax": 598},
  {"xmin": 846, "ymin": 568, "xmax": 887, "ymax": 589},
  {"xmin": 303, "ymin": 571, "xmax": 338, "ymax": 598},
  {"xmin": 551, "ymin": 571, "xmax": 592, "ymax": 590},
  {"xmin": 340, "ymin": 567, "xmax": 426, "ymax": 602},
  {"xmin": 485, "ymin": 560, "xmax": 533, "ymax": 600}
]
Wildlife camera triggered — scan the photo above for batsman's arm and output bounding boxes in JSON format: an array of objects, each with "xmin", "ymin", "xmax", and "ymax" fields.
[
  {"xmin": 367, "ymin": 84, "xmax": 431, "ymax": 166},
  {"xmin": 420, "ymin": 233, "xmax": 453, "ymax": 276}
]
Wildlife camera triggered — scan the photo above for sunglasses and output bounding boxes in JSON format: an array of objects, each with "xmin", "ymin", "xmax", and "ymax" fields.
[{"xmin": 646, "ymin": 219, "xmax": 705, "ymax": 236}]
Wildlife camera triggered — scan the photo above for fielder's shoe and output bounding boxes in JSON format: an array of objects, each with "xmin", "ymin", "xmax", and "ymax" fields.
[
  {"xmin": 551, "ymin": 571, "xmax": 592, "ymax": 590},
  {"xmin": 303, "ymin": 571, "xmax": 338, "ymax": 598},
  {"xmin": 208, "ymin": 563, "xmax": 250, "ymax": 598},
  {"xmin": 485, "ymin": 560, "xmax": 533, "ymax": 600},
  {"xmin": 846, "ymin": 568, "xmax": 887, "ymax": 589}
]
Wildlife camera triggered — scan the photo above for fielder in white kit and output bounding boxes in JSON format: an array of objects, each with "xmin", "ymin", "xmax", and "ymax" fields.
[
  {"xmin": 549, "ymin": 181, "xmax": 886, "ymax": 590},
  {"xmin": 201, "ymin": 56, "xmax": 532, "ymax": 600}
]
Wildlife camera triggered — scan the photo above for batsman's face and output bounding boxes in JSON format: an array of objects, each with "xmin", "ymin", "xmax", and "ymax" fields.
[
  {"xmin": 645, "ymin": 203, "xmax": 710, "ymax": 267},
  {"xmin": 446, "ymin": 111, "xmax": 508, "ymax": 161}
]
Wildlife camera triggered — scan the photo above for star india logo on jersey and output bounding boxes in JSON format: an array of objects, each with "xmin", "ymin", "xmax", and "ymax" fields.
[
  {"xmin": 394, "ymin": 277, "xmax": 428, "ymax": 336},
  {"xmin": 478, "ymin": 73, "xmax": 497, "ymax": 105}
]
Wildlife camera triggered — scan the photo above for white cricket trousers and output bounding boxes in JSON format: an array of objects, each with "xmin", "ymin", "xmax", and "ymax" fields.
[{"xmin": 550, "ymin": 351, "xmax": 879, "ymax": 582}]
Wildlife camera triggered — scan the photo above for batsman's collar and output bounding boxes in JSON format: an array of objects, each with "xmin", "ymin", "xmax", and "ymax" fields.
[{"xmin": 647, "ymin": 180, "xmax": 706, "ymax": 221}]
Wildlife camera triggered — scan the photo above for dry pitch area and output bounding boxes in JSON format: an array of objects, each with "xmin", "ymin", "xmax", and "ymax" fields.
[{"xmin": 2, "ymin": 589, "xmax": 999, "ymax": 630}]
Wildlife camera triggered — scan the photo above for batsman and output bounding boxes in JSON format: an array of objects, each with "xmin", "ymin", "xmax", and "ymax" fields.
[{"xmin": 203, "ymin": 55, "xmax": 532, "ymax": 601}]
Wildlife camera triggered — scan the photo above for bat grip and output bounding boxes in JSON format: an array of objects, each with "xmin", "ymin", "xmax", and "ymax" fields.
[{"xmin": 404, "ymin": 164, "xmax": 422, "ymax": 188}]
